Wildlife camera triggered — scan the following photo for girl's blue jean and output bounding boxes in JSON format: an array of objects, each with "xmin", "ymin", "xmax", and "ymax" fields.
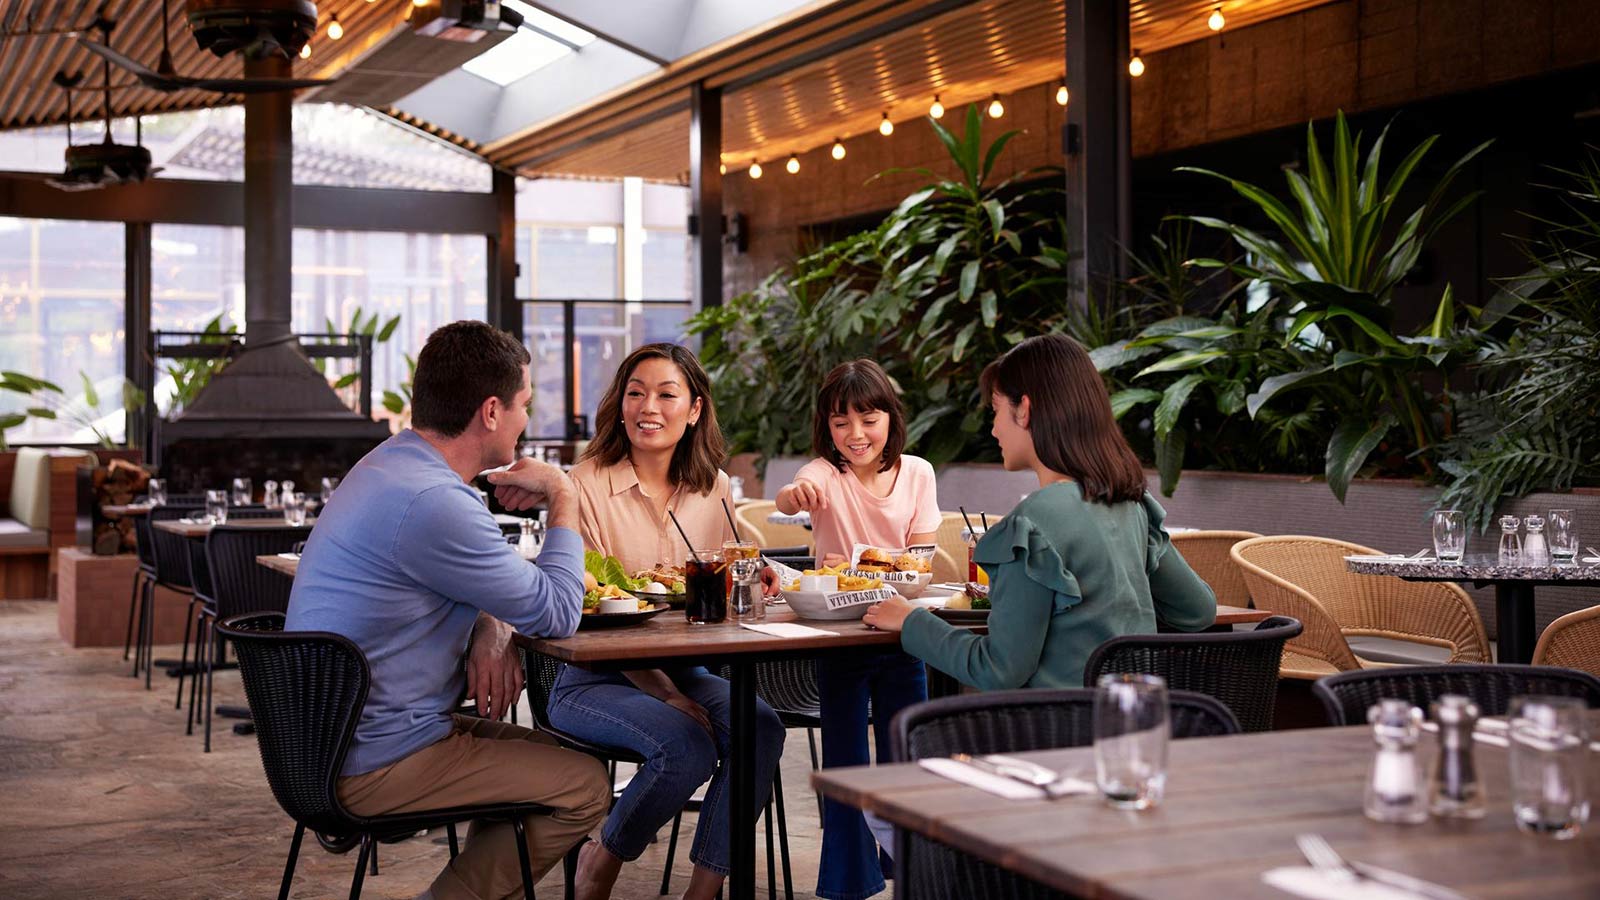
[
  {"xmin": 816, "ymin": 649, "xmax": 928, "ymax": 900},
  {"xmin": 547, "ymin": 665, "xmax": 785, "ymax": 875}
]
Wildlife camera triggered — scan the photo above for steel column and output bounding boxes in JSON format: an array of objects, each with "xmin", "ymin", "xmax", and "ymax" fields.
[
  {"xmin": 242, "ymin": 53, "xmax": 293, "ymax": 346},
  {"xmin": 124, "ymin": 221, "xmax": 151, "ymax": 451},
  {"xmin": 1064, "ymin": 0, "xmax": 1132, "ymax": 302},
  {"xmin": 489, "ymin": 167, "xmax": 521, "ymax": 338},
  {"xmin": 689, "ymin": 82, "xmax": 723, "ymax": 310}
]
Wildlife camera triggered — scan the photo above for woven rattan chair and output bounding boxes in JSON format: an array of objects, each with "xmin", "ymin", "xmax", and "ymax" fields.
[
  {"xmin": 525, "ymin": 651, "xmax": 796, "ymax": 900},
  {"xmin": 888, "ymin": 688, "xmax": 1238, "ymax": 900},
  {"xmin": 195, "ymin": 525, "xmax": 305, "ymax": 751},
  {"xmin": 1533, "ymin": 605, "xmax": 1600, "ymax": 676},
  {"xmin": 1312, "ymin": 663, "xmax": 1600, "ymax": 725},
  {"xmin": 735, "ymin": 500, "xmax": 813, "ymax": 554},
  {"xmin": 1170, "ymin": 530, "xmax": 1261, "ymax": 608},
  {"xmin": 1082, "ymin": 616, "xmax": 1302, "ymax": 732},
  {"xmin": 1231, "ymin": 536, "xmax": 1490, "ymax": 679},
  {"xmin": 220, "ymin": 612, "xmax": 564, "ymax": 900},
  {"xmin": 933, "ymin": 512, "xmax": 971, "ymax": 585}
]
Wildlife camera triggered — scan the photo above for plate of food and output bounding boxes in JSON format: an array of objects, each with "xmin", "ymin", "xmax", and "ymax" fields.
[
  {"xmin": 632, "ymin": 564, "xmax": 688, "ymax": 607},
  {"xmin": 777, "ymin": 563, "xmax": 897, "ymax": 620},
  {"xmin": 928, "ymin": 582, "xmax": 990, "ymax": 623},
  {"xmin": 847, "ymin": 544, "xmax": 935, "ymax": 598},
  {"xmin": 580, "ymin": 551, "xmax": 668, "ymax": 628}
]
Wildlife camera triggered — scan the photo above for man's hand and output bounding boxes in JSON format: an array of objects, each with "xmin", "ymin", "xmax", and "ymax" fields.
[
  {"xmin": 862, "ymin": 595, "xmax": 916, "ymax": 632},
  {"xmin": 466, "ymin": 614, "xmax": 524, "ymax": 721},
  {"xmin": 486, "ymin": 457, "xmax": 578, "ymax": 530},
  {"xmin": 661, "ymin": 692, "xmax": 714, "ymax": 738}
]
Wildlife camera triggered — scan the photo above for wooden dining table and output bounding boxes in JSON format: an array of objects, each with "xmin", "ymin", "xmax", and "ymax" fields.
[
  {"xmin": 155, "ymin": 516, "xmax": 316, "ymax": 539},
  {"xmin": 813, "ymin": 714, "xmax": 1600, "ymax": 899}
]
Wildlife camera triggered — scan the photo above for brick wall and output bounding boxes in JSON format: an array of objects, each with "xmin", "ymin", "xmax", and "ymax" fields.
[{"xmin": 721, "ymin": 0, "xmax": 1600, "ymax": 300}]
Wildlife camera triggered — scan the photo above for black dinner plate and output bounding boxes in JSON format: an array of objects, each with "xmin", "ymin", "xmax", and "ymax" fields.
[
  {"xmin": 932, "ymin": 607, "xmax": 989, "ymax": 623},
  {"xmin": 577, "ymin": 605, "xmax": 668, "ymax": 630}
]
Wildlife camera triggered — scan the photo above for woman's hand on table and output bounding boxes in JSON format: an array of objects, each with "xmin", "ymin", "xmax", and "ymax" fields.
[
  {"xmin": 862, "ymin": 595, "xmax": 916, "ymax": 632},
  {"xmin": 662, "ymin": 692, "xmax": 715, "ymax": 737}
]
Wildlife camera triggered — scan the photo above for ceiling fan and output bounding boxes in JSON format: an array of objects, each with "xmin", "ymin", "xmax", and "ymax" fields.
[
  {"xmin": 46, "ymin": 57, "xmax": 162, "ymax": 192},
  {"xmin": 76, "ymin": 0, "xmax": 337, "ymax": 94}
]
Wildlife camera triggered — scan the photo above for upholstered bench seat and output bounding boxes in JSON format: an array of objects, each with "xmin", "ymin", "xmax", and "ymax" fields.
[{"xmin": 0, "ymin": 518, "xmax": 48, "ymax": 549}]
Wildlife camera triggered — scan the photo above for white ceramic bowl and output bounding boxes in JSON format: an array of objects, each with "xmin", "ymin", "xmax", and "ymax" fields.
[
  {"xmin": 598, "ymin": 596, "xmax": 637, "ymax": 615},
  {"xmin": 781, "ymin": 589, "xmax": 878, "ymax": 620}
]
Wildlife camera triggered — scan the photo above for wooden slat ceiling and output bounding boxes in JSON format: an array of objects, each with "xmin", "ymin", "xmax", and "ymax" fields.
[
  {"xmin": 0, "ymin": 0, "xmax": 411, "ymax": 132},
  {"xmin": 501, "ymin": 0, "xmax": 1337, "ymax": 182}
]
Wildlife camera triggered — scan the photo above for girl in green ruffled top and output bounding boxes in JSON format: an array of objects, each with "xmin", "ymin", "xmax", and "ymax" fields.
[{"xmin": 864, "ymin": 333, "xmax": 1218, "ymax": 688}]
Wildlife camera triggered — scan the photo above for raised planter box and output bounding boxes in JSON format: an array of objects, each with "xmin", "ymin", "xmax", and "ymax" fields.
[
  {"xmin": 758, "ymin": 456, "xmax": 1600, "ymax": 639},
  {"xmin": 56, "ymin": 548, "xmax": 190, "ymax": 648}
]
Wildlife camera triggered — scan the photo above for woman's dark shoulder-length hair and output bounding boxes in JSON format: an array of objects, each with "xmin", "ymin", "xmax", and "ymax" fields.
[
  {"xmin": 980, "ymin": 333, "xmax": 1146, "ymax": 505},
  {"xmin": 811, "ymin": 359, "xmax": 907, "ymax": 473},
  {"xmin": 582, "ymin": 343, "xmax": 726, "ymax": 495}
]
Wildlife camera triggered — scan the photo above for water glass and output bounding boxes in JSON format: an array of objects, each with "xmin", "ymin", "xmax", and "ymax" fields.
[
  {"xmin": 1509, "ymin": 696, "xmax": 1590, "ymax": 839},
  {"xmin": 205, "ymin": 489, "xmax": 229, "ymax": 525},
  {"xmin": 282, "ymin": 492, "xmax": 307, "ymax": 527},
  {"xmin": 1094, "ymin": 674, "xmax": 1169, "ymax": 809},
  {"xmin": 320, "ymin": 476, "xmax": 340, "ymax": 504},
  {"xmin": 1549, "ymin": 509, "xmax": 1579, "ymax": 563},
  {"xmin": 231, "ymin": 477, "xmax": 252, "ymax": 506},
  {"xmin": 146, "ymin": 478, "xmax": 166, "ymax": 507},
  {"xmin": 1432, "ymin": 509, "xmax": 1466, "ymax": 562}
]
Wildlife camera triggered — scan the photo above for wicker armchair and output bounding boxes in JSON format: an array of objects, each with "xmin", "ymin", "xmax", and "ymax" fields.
[
  {"xmin": 1312, "ymin": 663, "xmax": 1600, "ymax": 725},
  {"xmin": 933, "ymin": 512, "xmax": 971, "ymax": 585},
  {"xmin": 1533, "ymin": 605, "xmax": 1600, "ymax": 676},
  {"xmin": 1170, "ymin": 530, "xmax": 1261, "ymax": 608},
  {"xmin": 1231, "ymin": 536, "xmax": 1490, "ymax": 679},
  {"xmin": 888, "ymin": 689, "xmax": 1238, "ymax": 900},
  {"xmin": 1083, "ymin": 616, "xmax": 1302, "ymax": 732},
  {"xmin": 220, "ymin": 612, "xmax": 558, "ymax": 900},
  {"xmin": 735, "ymin": 500, "xmax": 812, "ymax": 553}
]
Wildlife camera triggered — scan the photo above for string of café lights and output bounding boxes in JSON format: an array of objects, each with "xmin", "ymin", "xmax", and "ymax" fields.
[
  {"xmin": 730, "ymin": 3, "xmax": 1227, "ymax": 179},
  {"xmin": 297, "ymin": 2, "xmax": 1225, "ymax": 171}
]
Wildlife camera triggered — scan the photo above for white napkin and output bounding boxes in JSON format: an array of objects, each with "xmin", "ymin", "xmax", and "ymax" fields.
[
  {"xmin": 276, "ymin": 552, "xmax": 300, "ymax": 560},
  {"xmin": 739, "ymin": 622, "xmax": 834, "ymax": 639},
  {"xmin": 1262, "ymin": 866, "xmax": 1430, "ymax": 899}
]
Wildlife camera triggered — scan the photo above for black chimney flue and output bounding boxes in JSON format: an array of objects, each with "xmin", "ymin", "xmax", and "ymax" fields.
[{"xmin": 242, "ymin": 52, "xmax": 292, "ymax": 347}]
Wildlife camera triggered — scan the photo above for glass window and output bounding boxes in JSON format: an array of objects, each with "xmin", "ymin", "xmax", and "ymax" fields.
[
  {"xmin": 642, "ymin": 229, "xmax": 691, "ymax": 301},
  {"xmin": 291, "ymin": 229, "xmax": 488, "ymax": 426},
  {"xmin": 525, "ymin": 302, "xmax": 567, "ymax": 439},
  {"xmin": 0, "ymin": 218, "xmax": 125, "ymax": 444},
  {"xmin": 531, "ymin": 226, "xmax": 619, "ymax": 299}
]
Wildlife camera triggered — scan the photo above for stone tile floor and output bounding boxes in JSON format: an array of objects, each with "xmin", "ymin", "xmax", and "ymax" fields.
[{"xmin": 0, "ymin": 600, "xmax": 829, "ymax": 899}]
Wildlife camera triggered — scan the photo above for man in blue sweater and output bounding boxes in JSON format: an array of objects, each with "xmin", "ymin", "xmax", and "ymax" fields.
[{"xmin": 287, "ymin": 321, "xmax": 608, "ymax": 900}]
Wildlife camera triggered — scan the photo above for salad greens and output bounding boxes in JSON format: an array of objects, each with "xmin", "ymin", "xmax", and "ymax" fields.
[{"xmin": 584, "ymin": 550, "xmax": 650, "ymax": 592}]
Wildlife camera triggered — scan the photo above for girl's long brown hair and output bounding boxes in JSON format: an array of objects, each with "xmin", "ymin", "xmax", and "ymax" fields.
[
  {"xmin": 583, "ymin": 343, "xmax": 725, "ymax": 495},
  {"xmin": 980, "ymin": 334, "xmax": 1147, "ymax": 505}
]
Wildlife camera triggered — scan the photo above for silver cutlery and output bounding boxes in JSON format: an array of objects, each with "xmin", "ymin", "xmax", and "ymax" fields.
[
  {"xmin": 1586, "ymin": 546, "xmax": 1600, "ymax": 560},
  {"xmin": 950, "ymin": 754, "xmax": 1089, "ymax": 799},
  {"xmin": 1296, "ymin": 833, "xmax": 1465, "ymax": 900},
  {"xmin": 1421, "ymin": 718, "xmax": 1600, "ymax": 752}
]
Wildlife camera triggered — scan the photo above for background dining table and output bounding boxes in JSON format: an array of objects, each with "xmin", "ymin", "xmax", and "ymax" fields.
[{"xmin": 814, "ymin": 712, "xmax": 1600, "ymax": 899}]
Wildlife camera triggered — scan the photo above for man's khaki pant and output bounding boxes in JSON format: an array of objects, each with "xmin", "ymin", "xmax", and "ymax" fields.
[{"xmin": 339, "ymin": 715, "xmax": 610, "ymax": 900}]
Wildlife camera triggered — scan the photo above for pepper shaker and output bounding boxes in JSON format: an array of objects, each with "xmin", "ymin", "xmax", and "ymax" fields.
[{"xmin": 1429, "ymin": 695, "xmax": 1486, "ymax": 818}]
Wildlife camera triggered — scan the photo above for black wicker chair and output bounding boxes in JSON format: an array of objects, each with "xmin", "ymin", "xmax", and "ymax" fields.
[
  {"xmin": 888, "ymin": 688, "xmax": 1241, "ymax": 900},
  {"xmin": 524, "ymin": 650, "xmax": 795, "ymax": 900},
  {"xmin": 123, "ymin": 510, "xmax": 160, "ymax": 667},
  {"xmin": 134, "ymin": 506, "xmax": 203, "ymax": 689},
  {"xmin": 1082, "ymin": 616, "xmax": 1303, "ymax": 732},
  {"xmin": 219, "ymin": 612, "xmax": 559, "ymax": 900},
  {"xmin": 1313, "ymin": 664, "xmax": 1600, "ymax": 725},
  {"xmin": 194, "ymin": 525, "xmax": 306, "ymax": 751}
]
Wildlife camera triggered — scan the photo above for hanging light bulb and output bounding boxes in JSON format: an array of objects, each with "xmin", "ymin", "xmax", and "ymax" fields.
[
  {"xmin": 1128, "ymin": 50, "xmax": 1145, "ymax": 77},
  {"xmin": 929, "ymin": 95, "xmax": 945, "ymax": 119},
  {"xmin": 299, "ymin": 42, "xmax": 312, "ymax": 59},
  {"xmin": 878, "ymin": 113, "xmax": 894, "ymax": 136},
  {"xmin": 1056, "ymin": 82, "xmax": 1069, "ymax": 106},
  {"xmin": 718, "ymin": 163, "xmax": 726, "ymax": 175},
  {"xmin": 749, "ymin": 162, "xmax": 763, "ymax": 179},
  {"xmin": 987, "ymin": 93, "xmax": 1004, "ymax": 118},
  {"xmin": 786, "ymin": 154, "xmax": 800, "ymax": 174},
  {"xmin": 831, "ymin": 138, "xmax": 846, "ymax": 160},
  {"xmin": 326, "ymin": 14, "xmax": 343, "ymax": 40},
  {"xmin": 1208, "ymin": 6, "xmax": 1226, "ymax": 31}
]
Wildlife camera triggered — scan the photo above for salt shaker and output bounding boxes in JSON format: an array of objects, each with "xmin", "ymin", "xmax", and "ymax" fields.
[
  {"xmin": 1522, "ymin": 515, "xmax": 1549, "ymax": 567},
  {"xmin": 1365, "ymin": 699, "xmax": 1429, "ymax": 824},
  {"xmin": 1429, "ymin": 695, "xmax": 1486, "ymax": 818},
  {"xmin": 1498, "ymin": 515, "xmax": 1523, "ymax": 566},
  {"xmin": 517, "ymin": 518, "xmax": 542, "ymax": 561}
]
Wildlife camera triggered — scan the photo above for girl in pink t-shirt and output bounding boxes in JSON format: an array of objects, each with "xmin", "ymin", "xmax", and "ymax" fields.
[{"xmin": 774, "ymin": 359, "xmax": 940, "ymax": 899}]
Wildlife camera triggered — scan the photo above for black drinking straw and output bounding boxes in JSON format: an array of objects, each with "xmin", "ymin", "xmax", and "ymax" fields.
[
  {"xmin": 980, "ymin": 511, "xmax": 990, "ymax": 531},
  {"xmin": 668, "ymin": 509, "xmax": 703, "ymax": 562},
  {"xmin": 958, "ymin": 505, "xmax": 978, "ymax": 535},
  {"xmin": 721, "ymin": 498, "xmax": 744, "ymax": 543}
]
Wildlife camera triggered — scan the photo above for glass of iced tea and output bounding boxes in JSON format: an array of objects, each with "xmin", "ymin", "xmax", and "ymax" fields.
[{"xmin": 685, "ymin": 549, "xmax": 729, "ymax": 624}]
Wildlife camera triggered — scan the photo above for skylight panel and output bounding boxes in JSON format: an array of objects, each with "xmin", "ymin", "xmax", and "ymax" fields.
[{"xmin": 459, "ymin": 1, "xmax": 595, "ymax": 87}]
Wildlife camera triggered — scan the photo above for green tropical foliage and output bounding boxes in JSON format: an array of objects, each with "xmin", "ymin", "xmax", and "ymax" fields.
[
  {"xmin": 0, "ymin": 370, "xmax": 145, "ymax": 449},
  {"xmin": 161, "ymin": 314, "xmax": 238, "ymax": 414}
]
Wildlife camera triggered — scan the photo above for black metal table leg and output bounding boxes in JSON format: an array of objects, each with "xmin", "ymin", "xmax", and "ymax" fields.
[
  {"xmin": 728, "ymin": 660, "xmax": 756, "ymax": 900},
  {"xmin": 1495, "ymin": 582, "xmax": 1537, "ymax": 664}
]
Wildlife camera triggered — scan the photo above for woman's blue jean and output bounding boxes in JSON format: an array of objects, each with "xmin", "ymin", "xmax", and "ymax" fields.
[
  {"xmin": 547, "ymin": 665, "xmax": 785, "ymax": 875},
  {"xmin": 816, "ymin": 649, "xmax": 928, "ymax": 900}
]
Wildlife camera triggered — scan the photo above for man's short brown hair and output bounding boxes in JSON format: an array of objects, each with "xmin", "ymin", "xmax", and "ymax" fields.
[{"xmin": 411, "ymin": 321, "xmax": 531, "ymax": 438}]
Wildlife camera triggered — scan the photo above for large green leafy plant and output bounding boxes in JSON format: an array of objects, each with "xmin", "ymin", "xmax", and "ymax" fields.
[
  {"xmin": 1436, "ymin": 156, "xmax": 1600, "ymax": 530},
  {"xmin": 691, "ymin": 105, "xmax": 1080, "ymax": 466},
  {"xmin": 1100, "ymin": 111, "xmax": 1489, "ymax": 500}
]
